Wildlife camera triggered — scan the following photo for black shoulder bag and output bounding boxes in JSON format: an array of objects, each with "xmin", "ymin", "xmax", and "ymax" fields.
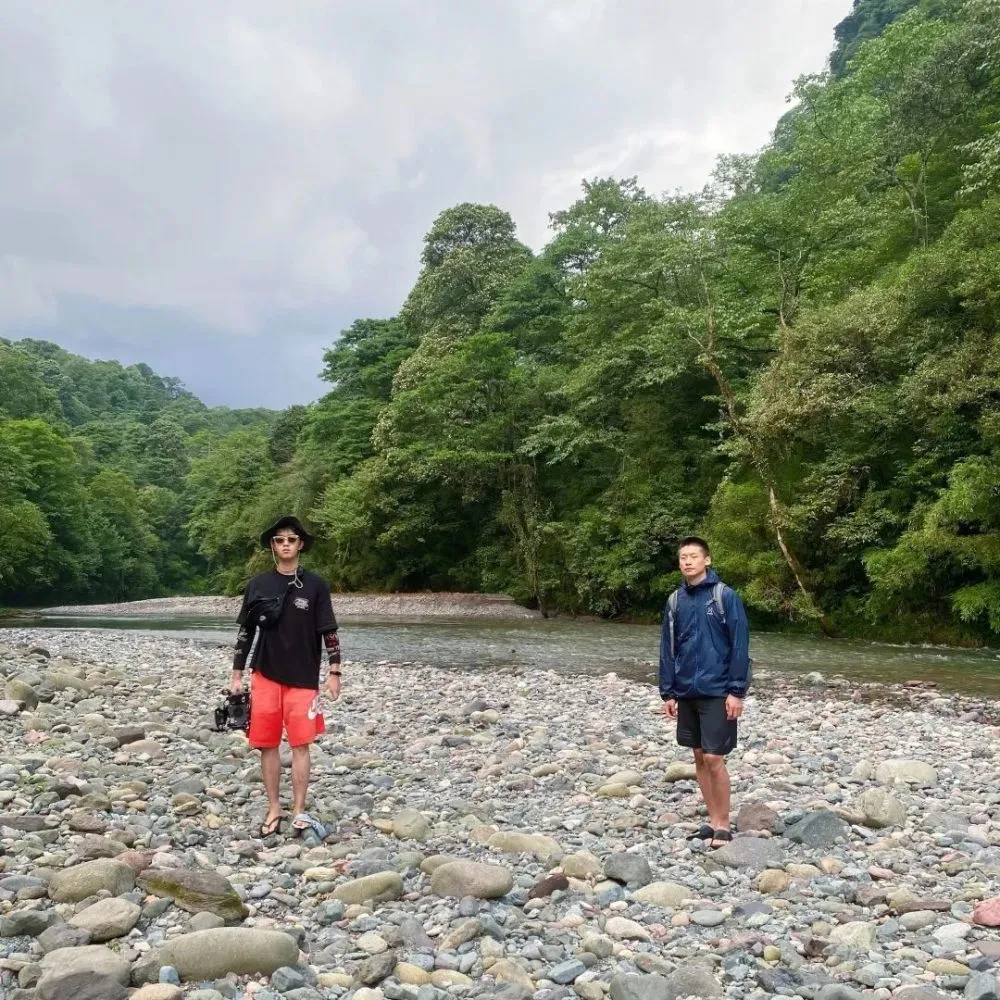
[{"xmin": 246, "ymin": 573, "xmax": 300, "ymax": 631}]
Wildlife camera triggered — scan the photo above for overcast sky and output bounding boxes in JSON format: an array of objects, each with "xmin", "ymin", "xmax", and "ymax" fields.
[{"xmin": 0, "ymin": 0, "xmax": 852, "ymax": 409}]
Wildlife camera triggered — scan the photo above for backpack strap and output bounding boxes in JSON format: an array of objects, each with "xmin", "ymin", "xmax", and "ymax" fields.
[
  {"xmin": 667, "ymin": 589, "xmax": 680, "ymax": 660},
  {"xmin": 712, "ymin": 582, "xmax": 728, "ymax": 626}
]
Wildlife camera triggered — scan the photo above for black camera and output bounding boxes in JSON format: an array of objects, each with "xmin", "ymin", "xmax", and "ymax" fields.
[{"xmin": 214, "ymin": 690, "xmax": 250, "ymax": 732}]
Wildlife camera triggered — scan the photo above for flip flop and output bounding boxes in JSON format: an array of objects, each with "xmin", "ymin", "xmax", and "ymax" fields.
[
  {"xmin": 291, "ymin": 812, "xmax": 326, "ymax": 839},
  {"xmin": 710, "ymin": 829, "xmax": 733, "ymax": 848},
  {"xmin": 259, "ymin": 814, "xmax": 284, "ymax": 837},
  {"xmin": 687, "ymin": 824, "xmax": 715, "ymax": 841}
]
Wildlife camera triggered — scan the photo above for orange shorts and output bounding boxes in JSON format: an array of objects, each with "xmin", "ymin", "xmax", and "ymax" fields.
[{"xmin": 248, "ymin": 673, "xmax": 324, "ymax": 749}]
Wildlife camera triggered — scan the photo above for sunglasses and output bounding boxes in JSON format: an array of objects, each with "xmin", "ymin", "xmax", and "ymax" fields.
[{"xmin": 272, "ymin": 535, "xmax": 300, "ymax": 545}]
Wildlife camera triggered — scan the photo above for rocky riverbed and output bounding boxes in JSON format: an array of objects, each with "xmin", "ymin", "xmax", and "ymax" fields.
[{"xmin": 1, "ymin": 628, "xmax": 999, "ymax": 1000}]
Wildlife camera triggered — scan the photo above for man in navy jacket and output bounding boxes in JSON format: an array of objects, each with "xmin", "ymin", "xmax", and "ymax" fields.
[{"xmin": 660, "ymin": 535, "xmax": 750, "ymax": 848}]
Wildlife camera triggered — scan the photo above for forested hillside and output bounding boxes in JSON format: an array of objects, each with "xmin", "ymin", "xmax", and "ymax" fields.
[
  {"xmin": 0, "ymin": 338, "xmax": 273, "ymax": 604},
  {"xmin": 3, "ymin": 0, "xmax": 998, "ymax": 643}
]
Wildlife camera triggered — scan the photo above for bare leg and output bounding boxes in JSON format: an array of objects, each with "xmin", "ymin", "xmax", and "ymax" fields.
[
  {"xmin": 291, "ymin": 744, "xmax": 311, "ymax": 818},
  {"xmin": 260, "ymin": 747, "xmax": 282, "ymax": 830},
  {"xmin": 693, "ymin": 749, "xmax": 714, "ymax": 821},
  {"xmin": 702, "ymin": 753, "xmax": 731, "ymax": 841}
]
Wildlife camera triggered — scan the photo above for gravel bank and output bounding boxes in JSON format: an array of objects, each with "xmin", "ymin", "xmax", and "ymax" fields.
[
  {"xmin": 0, "ymin": 628, "xmax": 999, "ymax": 1000},
  {"xmin": 34, "ymin": 593, "xmax": 540, "ymax": 621}
]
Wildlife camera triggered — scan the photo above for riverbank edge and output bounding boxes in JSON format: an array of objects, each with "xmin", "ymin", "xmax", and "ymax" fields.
[
  {"xmin": 17, "ymin": 592, "xmax": 542, "ymax": 621},
  {"xmin": 3, "ymin": 625, "xmax": 999, "ymax": 730},
  {"xmin": 13, "ymin": 594, "xmax": 996, "ymax": 650}
]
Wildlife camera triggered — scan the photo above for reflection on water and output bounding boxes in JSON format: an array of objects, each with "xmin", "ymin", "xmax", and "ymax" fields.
[{"xmin": 2, "ymin": 614, "xmax": 999, "ymax": 697}]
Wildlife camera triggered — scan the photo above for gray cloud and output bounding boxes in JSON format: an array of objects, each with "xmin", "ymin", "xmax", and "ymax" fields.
[{"xmin": 0, "ymin": 0, "xmax": 851, "ymax": 406}]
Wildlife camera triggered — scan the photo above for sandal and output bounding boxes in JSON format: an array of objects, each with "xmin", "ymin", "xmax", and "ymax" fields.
[
  {"xmin": 710, "ymin": 829, "xmax": 733, "ymax": 848},
  {"xmin": 687, "ymin": 824, "xmax": 716, "ymax": 841},
  {"xmin": 259, "ymin": 814, "xmax": 284, "ymax": 837}
]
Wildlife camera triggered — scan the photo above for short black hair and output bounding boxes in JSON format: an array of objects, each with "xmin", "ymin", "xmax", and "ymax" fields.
[{"xmin": 678, "ymin": 535, "xmax": 711, "ymax": 556}]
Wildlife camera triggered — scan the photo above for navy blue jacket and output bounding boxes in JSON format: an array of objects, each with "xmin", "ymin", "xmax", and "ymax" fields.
[{"xmin": 658, "ymin": 569, "xmax": 751, "ymax": 700}]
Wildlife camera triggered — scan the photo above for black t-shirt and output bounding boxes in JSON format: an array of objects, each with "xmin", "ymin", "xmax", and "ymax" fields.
[{"xmin": 235, "ymin": 569, "xmax": 338, "ymax": 689}]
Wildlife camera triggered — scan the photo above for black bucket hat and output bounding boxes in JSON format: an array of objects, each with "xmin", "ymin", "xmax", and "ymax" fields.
[{"xmin": 259, "ymin": 515, "xmax": 314, "ymax": 553}]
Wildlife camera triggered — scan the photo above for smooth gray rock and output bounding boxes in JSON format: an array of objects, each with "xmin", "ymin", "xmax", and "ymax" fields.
[
  {"xmin": 38, "ymin": 946, "xmax": 131, "ymax": 989},
  {"xmin": 354, "ymin": 951, "xmax": 397, "ymax": 986},
  {"xmin": 66, "ymin": 897, "xmax": 140, "ymax": 943},
  {"xmin": 548, "ymin": 960, "xmax": 587, "ymax": 984},
  {"xmin": 6, "ymin": 677, "xmax": 39, "ymax": 710},
  {"xmin": 966, "ymin": 972, "xmax": 1000, "ymax": 1000},
  {"xmin": 876, "ymin": 759, "xmax": 938, "ymax": 788},
  {"xmin": 604, "ymin": 852, "xmax": 652, "ymax": 887},
  {"xmin": 786, "ymin": 811, "xmax": 850, "ymax": 848},
  {"xmin": 137, "ymin": 868, "xmax": 247, "ymax": 921},
  {"xmin": 609, "ymin": 974, "xmax": 672, "ymax": 1000},
  {"xmin": 48, "ymin": 859, "xmax": 135, "ymax": 903},
  {"xmin": 0, "ymin": 814, "xmax": 47, "ymax": 832},
  {"xmin": 0, "ymin": 908, "xmax": 61, "ymax": 937},
  {"xmin": 37, "ymin": 923, "xmax": 91, "ymax": 953},
  {"xmin": 855, "ymin": 788, "xmax": 907, "ymax": 828},
  {"xmin": 710, "ymin": 836, "xmax": 784, "ymax": 869},
  {"xmin": 666, "ymin": 963, "xmax": 724, "ymax": 999},
  {"xmin": 133, "ymin": 928, "xmax": 300, "ymax": 984},
  {"xmin": 331, "ymin": 871, "xmax": 404, "ymax": 904},
  {"xmin": 431, "ymin": 861, "xmax": 513, "ymax": 899},
  {"xmin": 816, "ymin": 985, "xmax": 866, "ymax": 1000},
  {"xmin": 37, "ymin": 971, "xmax": 129, "ymax": 1000}
]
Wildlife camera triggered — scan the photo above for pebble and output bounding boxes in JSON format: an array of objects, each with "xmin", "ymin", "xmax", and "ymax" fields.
[{"xmin": 0, "ymin": 627, "xmax": 998, "ymax": 1000}]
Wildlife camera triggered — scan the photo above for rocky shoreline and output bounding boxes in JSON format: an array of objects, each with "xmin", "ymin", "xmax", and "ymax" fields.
[
  {"xmin": 1, "ymin": 627, "xmax": 999, "ymax": 1000},
  {"xmin": 30, "ymin": 593, "xmax": 540, "ymax": 621}
]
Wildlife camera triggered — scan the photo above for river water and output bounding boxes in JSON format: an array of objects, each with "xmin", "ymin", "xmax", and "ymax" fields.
[{"xmin": 3, "ymin": 612, "xmax": 1000, "ymax": 697}]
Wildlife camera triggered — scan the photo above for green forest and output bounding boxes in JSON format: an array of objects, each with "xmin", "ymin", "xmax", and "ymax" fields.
[{"xmin": 2, "ymin": 0, "xmax": 999, "ymax": 643}]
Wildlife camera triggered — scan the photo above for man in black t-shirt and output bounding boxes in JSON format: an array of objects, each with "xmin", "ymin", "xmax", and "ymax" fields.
[{"xmin": 230, "ymin": 515, "xmax": 341, "ymax": 837}]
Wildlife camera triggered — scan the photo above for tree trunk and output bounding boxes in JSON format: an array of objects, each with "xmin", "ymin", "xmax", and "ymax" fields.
[{"xmin": 696, "ymin": 276, "xmax": 831, "ymax": 630}]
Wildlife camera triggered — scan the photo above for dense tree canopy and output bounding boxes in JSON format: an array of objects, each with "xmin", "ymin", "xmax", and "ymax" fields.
[
  {"xmin": 0, "ymin": 340, "xmax": 273, "ymax": 605},
  {"xmin": 3, "ymin": 0, "xmax": 998, "ymax": 644}
]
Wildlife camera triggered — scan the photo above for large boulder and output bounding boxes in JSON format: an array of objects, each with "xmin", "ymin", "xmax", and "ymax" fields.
[
  {"xmin": 132, "ymin": 928, "xmax": 299, "ymax": 984},
  {"xmin": 632, "ymin": 881, "xmax": 691, "ymax": 909},
  {"xmin": 786, "ymin": 811, "xmax": 850, "ymax": 848},
  {"xmin": 710, "ymin": 837, "xmax": 783, "ymax": 870},
  {"xmin": 829, "ymin": 921, "xmax": 878, "ymax": 950},
  {"xmin": 609, "ymin": 973, "xmax": 672, "ymax": 1000},
  {"xmin": 69, "ymin": 897, "xmax": 141, "ymax": 942},
  {"xmin": 736, "ymin": 803, "xmax": 780, "ymax": 834},
  {"xmin": 39, "ymin": 945, "xmax": 131, "ymax": 989},
  {"xmin": 487, "ymin": 831, "xmax": 563, "ymax": 861},
  {"xmin": 331, "ymin": 872, "xmax": 404, "ymax": 905},
  {"xmin": 854, "ymin": 788, "xmax": 907, "ymax": 829},
  {"xmin": 561, "ymin": 851, "xmax": 603, "ymax": 879},
  {"xmin": 137, "ymin": 868, "xmax": 247, "ymax": 921},
  {"xmin": 0, "ymin": 908, "xmax": 61, "ymax": 937},
  {"xmin": 5, "ymin": 677, "xmax": 39, "ymax": 710},
  {"xmin": 48, "ymin": 859, "xmax": 136, "ymax": 903},
  {"xmin": 392, "ymin": 808, "xmax": 430, "ymax": 841},
  {"xmin": 604, "ymin": 853, "xmax": 653, "ymax": 887},
  {"xmin": 609, "ymin": 964, "xmax": 722, "ymax": 1000},
  {"xmin": 876, "ymin": 759, "xmax": 938, "ymax": 788},
  {"xmin": 431, "ymin": 861, "xmax": 513, "ymax": 899},
  {"xmin": 38, "ymin": 972, "xmax": 128, "ymax": 1000}
]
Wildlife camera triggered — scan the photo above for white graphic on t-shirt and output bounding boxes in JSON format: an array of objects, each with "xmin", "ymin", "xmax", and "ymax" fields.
[{"xmin": 293, "ymin": 597, "xmax": 309, "ymax": 610}]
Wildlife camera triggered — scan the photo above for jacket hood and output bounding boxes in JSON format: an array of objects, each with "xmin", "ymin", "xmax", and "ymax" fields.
[{"xmin": 683, "ymin": 567, "xmax": 720, "ymax": 591}]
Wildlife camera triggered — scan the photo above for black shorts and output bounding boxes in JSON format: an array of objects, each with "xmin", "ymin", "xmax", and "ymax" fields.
[{"xmin": 676, "ymin": 697, "xmax": 737, "ymax": 756}]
